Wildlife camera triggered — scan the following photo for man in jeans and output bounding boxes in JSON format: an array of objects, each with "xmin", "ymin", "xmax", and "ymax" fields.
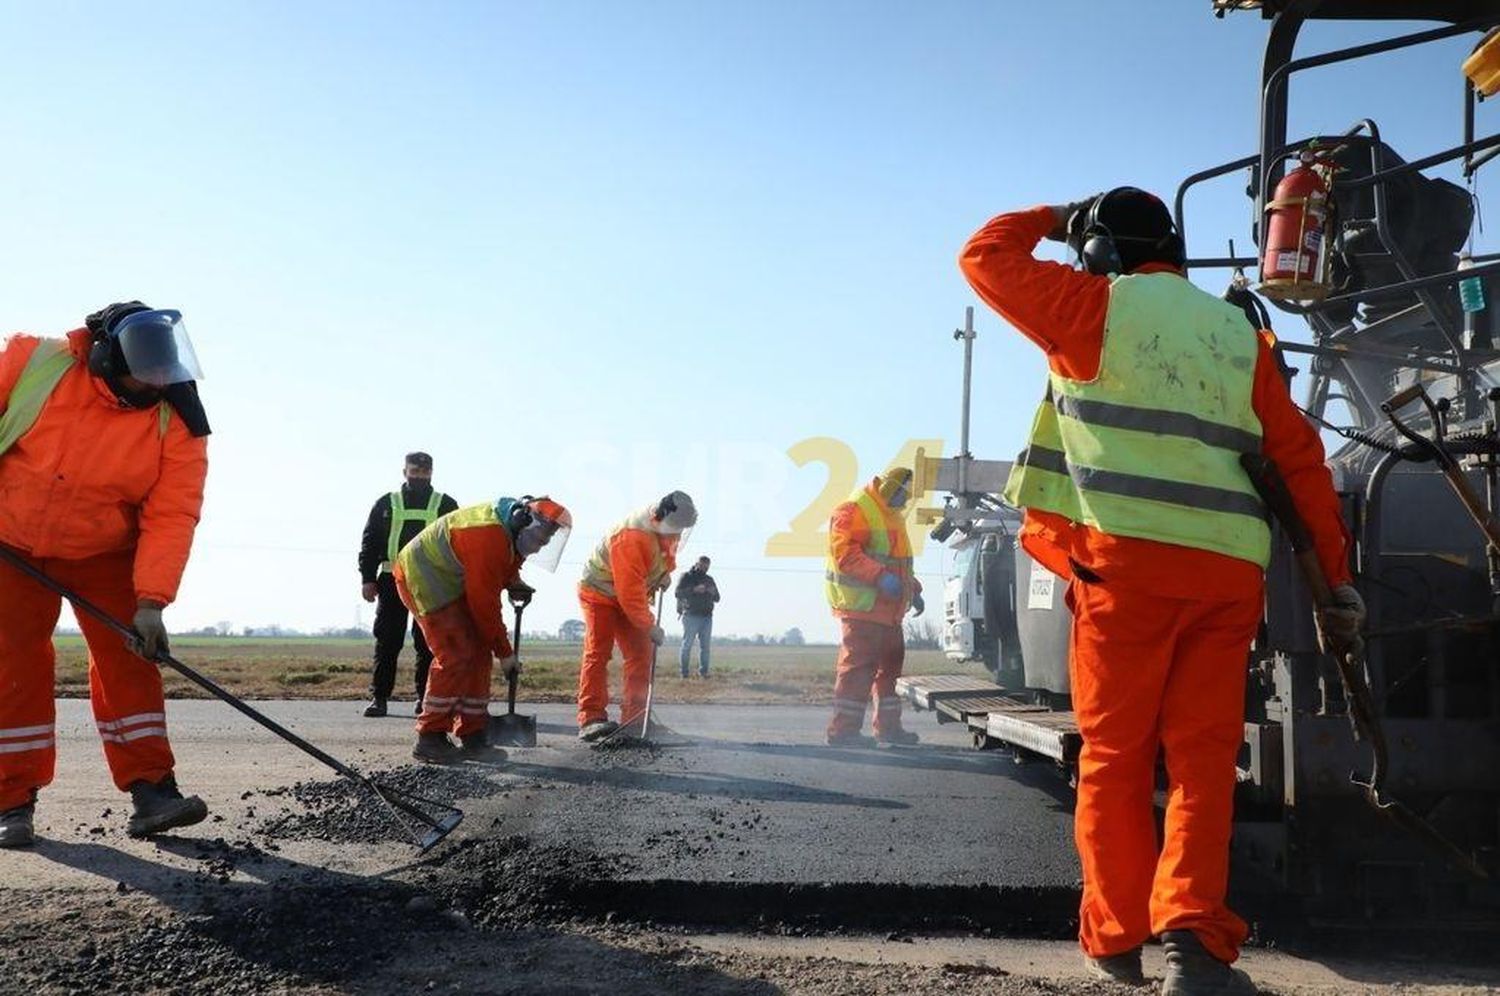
[{"xmin": 675, "ymin": 556, "xmax": 719, "ymax": 678}]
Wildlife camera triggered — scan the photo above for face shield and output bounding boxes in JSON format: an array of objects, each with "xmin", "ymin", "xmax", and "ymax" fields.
[
  {"xmin": 114, "ymin": 309, "xmax": 203, "ymax": 387},
  {"xmin": 516, "ymin": 499, "xmax": 572, "ymax": 572}
]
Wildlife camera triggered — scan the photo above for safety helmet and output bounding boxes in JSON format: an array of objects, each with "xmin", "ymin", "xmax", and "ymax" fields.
[
  {"xmin": 878, "ymin": 468, "xmax": 914, "ymax": 508},
  {"xmin": 511, "ymin": 495, "xmax": 573, "ymax": 572},
  {"xmin": 651, "ymin": 490, "xmax": 697, "ymax": 555},
  {"xmin": 85, "ymin": 302, "xmax": 203, "ymax": 389}
]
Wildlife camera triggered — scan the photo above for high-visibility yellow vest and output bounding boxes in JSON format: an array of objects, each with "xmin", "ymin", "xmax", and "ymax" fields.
[
  {"xmin": 580, "ymin": 509, "xmax": 669, "ymax": 600},
  {"xmin": 1003, "ymin": 272, "xmax": 1270, "ymax": 567},
  {"xmin": 396, "ymin": 501, "xmax": 507, "ymax": 615},
  {"xmin": 0, "ymin": 339, "xmax": 169, "ymax": 457},
  {"xmin": 380, "ymin": 488, "xmax": 445, "ymax": 574},
  {"xmin": 824, "ymin": 488, "xmax": 914, "ymax": 613}
]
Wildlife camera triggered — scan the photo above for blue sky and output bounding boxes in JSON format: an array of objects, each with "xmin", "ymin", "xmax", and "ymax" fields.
[{"xmin": 0, "ymin": 3, "xmax": 1486, "ymax": 641}]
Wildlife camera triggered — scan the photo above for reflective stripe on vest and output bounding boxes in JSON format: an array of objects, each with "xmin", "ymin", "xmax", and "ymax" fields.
[
  {"xmin": 580, "ymin": 509, "xmax": 669, "ymax": 600},
  {"xmin": 824, "ymin": 489, "xmax": 913, "ymax": 613},
  {"xmin": 1002, "ymin": 272, "xmax": 1270, "ymax": 567},
  {"xmin": 0, "ymin": 340, "xmax": 76, "ymax": 457},
  {"xmin": 0, "ymin": 339, "xmax": 171, "ymax": 457},
  {"xmin": 383, "ymin": 489, "xmax": 445, "ymax": 572},
  {"xmin": 396, "ymin": 501, "xmax": 505, "ymax": 615}
]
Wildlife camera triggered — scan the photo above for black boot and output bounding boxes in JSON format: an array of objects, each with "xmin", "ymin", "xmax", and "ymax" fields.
[
  {"xmin": 1161, "ymin": 930, "xmax": 1257, "ymax": 996},
  {"xmin": 127, "ymin": 775, "xmax": 208, "ymax": 838},
  {"xmin": 413, "ymin": 732, "xmax": 461, "ymax": 764},
  {"xmin": 0, "ymin": 799, "xmax": 35, "ymax": 849},
  {"xmin": 1085, "ymin": 946, "xmax": 1147, "ymax": 986},
  {"xmin": 363, "ymin": 698, "xmax": 388, "ymax": 718}
]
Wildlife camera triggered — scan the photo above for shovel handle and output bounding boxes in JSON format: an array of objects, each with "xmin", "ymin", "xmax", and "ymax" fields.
[{"xmin": 509, "ymin": 601, "xmax": 524, "ymax": 715}]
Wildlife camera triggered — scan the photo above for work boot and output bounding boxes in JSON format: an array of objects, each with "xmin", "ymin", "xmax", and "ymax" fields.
[
  {"xmin": 578, "ymin": 720, "xmax": 619, "ymax": 743},
  {"xmin": 363, "ymin": 698, "xmax": 388, "ymax": 718},
  {"xmin": 126, "ymin": 775, "xmax": 208, "ymax": 838},
  {"xmin": 1161, "ymin": 930, "xmax": 1257, "ymax": 996},
  {"xmin": 413, "ymin": 732, "xmax": 461, "ymax": 764},
  {"xmin": 826, "ymin": 730, "xmax": 875, "ymax": 747},
  {"xmin": 459, "ymin": 732, "xmax": 506, "ymax": 762},
  {"xmin": 1085, "ymin": 947, "xmax": 1147, "ymax": 986},
  {"xmin": 876, "ymin": 728, "xmax": 920, "ymax": 746},
  {"xmin": 0, "ymin": 801, "xmax": 36, "ymax": 849}
]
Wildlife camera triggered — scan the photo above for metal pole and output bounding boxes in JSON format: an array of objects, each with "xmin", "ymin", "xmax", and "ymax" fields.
[{"xmin": 955, "ymin": 306, "xmax": 976, "ymax": 496}]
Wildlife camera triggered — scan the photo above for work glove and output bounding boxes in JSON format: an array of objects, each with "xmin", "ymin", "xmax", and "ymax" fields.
[
  {"xmin": 497, "ymin": 654, "xmax": 521, "ymax": 679},
  {"xmin": 877, "ymin": 572, "xmax": 903, "ymax": 598},
  {"xmin": 1045, "ymin": 197, "xmax": 1098, "ymax": 244},
  {"xmin": 1316, "ymin": 583, "xmax": 1366, "ymax": 661},
  {"xmin": 130, "ymin": 605, "xmax": 169, "ymax": 660},
  {"xmin": 910, "ymin": 592, "xmax": 925, "ymax": 617},
  {"xmin": 507, "ymin": 582, "xmax": 536, "ymax": 608},
  {"xmin": 648, "ymin": 624, "xmax": 666, "ymax": 647},
  {"xmin": 361, "ymin": 582, "xmax": 378, "ymax": 603}
]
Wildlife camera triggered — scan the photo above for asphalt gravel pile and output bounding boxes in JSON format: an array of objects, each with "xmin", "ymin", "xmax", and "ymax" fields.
[
  {"xmin": 254, "ymin": 763, "xmax": 507, "ymax": 844},
  {"xmin": 415, "ymin": 833, "xmax": 631, "ymax": 928}
]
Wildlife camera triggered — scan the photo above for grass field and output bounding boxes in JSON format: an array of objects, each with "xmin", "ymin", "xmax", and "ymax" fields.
[{"xmin": 53, "ymin": 636, "xmax": 986, "ymax": 705}]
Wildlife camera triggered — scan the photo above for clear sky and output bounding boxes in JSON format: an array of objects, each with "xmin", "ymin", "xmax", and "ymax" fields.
[{"xmin": 0, "ymin": 3, "xmax": 1485, "ymax": 642}]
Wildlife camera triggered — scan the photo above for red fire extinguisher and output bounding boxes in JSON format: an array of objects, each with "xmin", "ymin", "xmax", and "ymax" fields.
[{"xmin": 1259, "ymin": 150, "xmax": 1337, "ymax": 302}]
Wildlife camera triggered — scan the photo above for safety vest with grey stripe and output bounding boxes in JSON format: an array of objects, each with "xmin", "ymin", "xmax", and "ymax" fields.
[
  {"xmin": 580, "ymin": 510, "xmax": 669, "ymax": 600},
  {"xmin": 824, "ymin": 490, "xmax": 914, "ymax": 613},
  {"xmin": 1002, "ymin": 272, "xmax": 1271, "ymax": 567}
]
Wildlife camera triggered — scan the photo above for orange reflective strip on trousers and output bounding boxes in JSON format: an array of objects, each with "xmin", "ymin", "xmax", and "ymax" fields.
[
  {"xmin": 1067, "ymin": 576, "xmax": 1260, "ymax": 964},
  {"xmin": 398, "ymin": 578, "xmax": 492, "ymax": 738},
  {"xmin": 576, "ymin": 595, "xmax": 653, "ymax": 728},
  {"xmin": 826, "ymin": 618, "xmax": 906, "ymax": 738},
  {"xmin": 0, "ymin": 550, "xmax": 174, "ymax": 809}
]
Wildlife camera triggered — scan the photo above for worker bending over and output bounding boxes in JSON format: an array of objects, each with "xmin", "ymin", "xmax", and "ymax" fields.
[
  {"xmin": 576, "ymin": 491, "xmax": 697, "ymax": 741},
  {"xmin": 824, "ymin": 468, "xmax": 924, "ymax": 747},
  {"xmin": 960, "ymin": 190, "xmax": 1361, "ymax": 994},
  {"xmin": 395, "ymin": 496, "xmax": 571, "ymax": 763},
  {"xmin": 0, "ymin": 302, "xmax": 212, "ymax": 847}
]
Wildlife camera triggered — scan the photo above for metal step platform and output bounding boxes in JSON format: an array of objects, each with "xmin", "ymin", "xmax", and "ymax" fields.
[{"xmin": 899, "ymin": 674, "xmax": 1082, "ymax": 767}]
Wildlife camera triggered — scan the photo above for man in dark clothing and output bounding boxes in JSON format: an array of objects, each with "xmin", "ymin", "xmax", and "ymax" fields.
[
  {"xmin": 675, "ymin": 556, "xmax": 719, "ymax": 678},
  {"xmin": 357, "ymin": 452, "xmax": 458, "ymax": 717}
]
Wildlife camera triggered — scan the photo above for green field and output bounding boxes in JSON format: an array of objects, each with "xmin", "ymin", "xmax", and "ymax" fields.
[{"xmin": 52, "ymin": 636, "xmax": 983, "ymax": 705}]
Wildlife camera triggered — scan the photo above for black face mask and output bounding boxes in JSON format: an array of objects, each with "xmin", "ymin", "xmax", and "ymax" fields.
[{"xmin": 405, "ymin": 479, "xmax": 433, "ymax": 497}]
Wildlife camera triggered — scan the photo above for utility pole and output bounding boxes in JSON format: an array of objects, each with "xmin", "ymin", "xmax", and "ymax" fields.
[{"xmin": 953, "ymin": 306, "xmax": 976, "ymax": 497}]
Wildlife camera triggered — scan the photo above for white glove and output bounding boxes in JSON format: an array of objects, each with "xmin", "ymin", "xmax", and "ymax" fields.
[
  {"xmin": 648, "ymin": 625, "xmax": 666, "ymax": 646},
  {"xmin": 1316, "ymin": 584, "xmax": 1366, "ymax": 660},
  {"xmin": 497, "ymin": 654, "xmax": 521, "ymax": 678}
]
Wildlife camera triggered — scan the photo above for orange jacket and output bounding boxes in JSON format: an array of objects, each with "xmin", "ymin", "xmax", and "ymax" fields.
[
  {"xmin": 829, "ymin": 479, "xmax": 923, "ymax": 626},
  {"xmin": 579, "ymin": 522, "xmax": 677, "ymax": 632},
  {"xmin": 959, "ymin": 206, "xmax": 1351, "ymax": 600},
  {"xmin": 0, "ymin": 330, "xmax": 208, "ymax": 604},
  {"xmin": 395, "ymin": 504, "xmax": 521, "ymax": 658}
]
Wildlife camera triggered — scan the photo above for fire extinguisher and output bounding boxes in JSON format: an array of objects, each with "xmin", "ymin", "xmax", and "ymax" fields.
[{"xmin": 1259, "ymin": 149, "xmax": 1337, "ymax": 301}]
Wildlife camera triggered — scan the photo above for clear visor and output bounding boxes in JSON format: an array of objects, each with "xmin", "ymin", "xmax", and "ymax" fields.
[
  {"xmin": 114, "ymin": 309, "xmax": 203, "ymax": 387},
  {"xmin": 517, "ymin": 519, "xmax": 571, "ymax": 572},
  {"xmin": 661, "ymin": 526, "xmax": 692, "ymax": 557}
]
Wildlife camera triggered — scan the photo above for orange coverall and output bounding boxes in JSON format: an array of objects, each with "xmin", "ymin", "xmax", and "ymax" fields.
[
  {"xmin": 394, "ymin": 511, "xmax": 519, "ymax": 739},
  {"xmin": 960, "ymin": 206, "xmax": 1350, "ymax": 964},
  {"xmin": 826, "ymin": 480, "xmax": 923, "ymax": 739},
  {"xmin": 577, "ymin": 525, "xmax": 676, "ymax": 729},
  {"xmin": 0, "ymin": 330, "xmax": 207, "ymax": 811}
]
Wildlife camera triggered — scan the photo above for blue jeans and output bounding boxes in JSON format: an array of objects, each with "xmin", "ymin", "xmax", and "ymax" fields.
[{"xmin": 680, "ymin": 613, "xmax": 713, "ymax": 676}]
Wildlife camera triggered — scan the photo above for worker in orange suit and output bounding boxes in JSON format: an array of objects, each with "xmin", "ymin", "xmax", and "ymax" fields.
[
  {"xmin": 0, "ymin": 302, "xmax": 213, "ymax": 848},
  {"xmin": 960, "ymin": 190, "xmax": 1361, "ymax": 994},
  {"xmin": 576, "ymin": 491, "xmax": 698, "ymax": 742},
  {"xmin": 394, "ymin": 496, "xmax": 572, "ymax": 764},
  {"xmin": 824, "ymin": 468, "xmax": 924, "ymax": 748}
]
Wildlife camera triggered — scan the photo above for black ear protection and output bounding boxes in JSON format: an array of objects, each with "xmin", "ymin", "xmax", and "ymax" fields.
[
  {"xmin": 654, "ymin": 492, "xmax": 678, "ymax": 521},
  {"xmin": 1078, "ymin": 187, "xmax": 1186, "ymax": 276},
  {"xmin": 84, "ymin": 301, "xmax": 152, "ymax": 383},
  {"xmin": 508, "ymin": 496, "xmax": 537, "ymax": 532}
]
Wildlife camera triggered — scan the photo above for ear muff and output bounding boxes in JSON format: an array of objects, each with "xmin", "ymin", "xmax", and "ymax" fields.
[
  {"xmin": 1078, "ymin": 187, "xmax": 1186, "ymax": 275},
  {"xmin": 1079, "ymin": 189, "xmax": 1125, "ymax": 276},
  {"xmin": 87, "ymin": 335, "xmax": 118, "ymax": 379},
  {"xmin": 509, "ymin": 496, "xmax": 537, "ymax": 533}
]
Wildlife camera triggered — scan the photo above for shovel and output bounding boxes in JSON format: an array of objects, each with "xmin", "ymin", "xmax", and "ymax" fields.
[
  {"xmin": 0, "ymin": 544, "xmax": 464, "ymax": 852},
  {"xmin": 490, "ymin": 595, "xmax": 537, "ymax": 747}
]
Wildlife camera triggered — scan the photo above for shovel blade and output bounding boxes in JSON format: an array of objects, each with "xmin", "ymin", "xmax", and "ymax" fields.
[{"xmin": 490, "ymin": 713, "xmax": 537, "ymax": 747}]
